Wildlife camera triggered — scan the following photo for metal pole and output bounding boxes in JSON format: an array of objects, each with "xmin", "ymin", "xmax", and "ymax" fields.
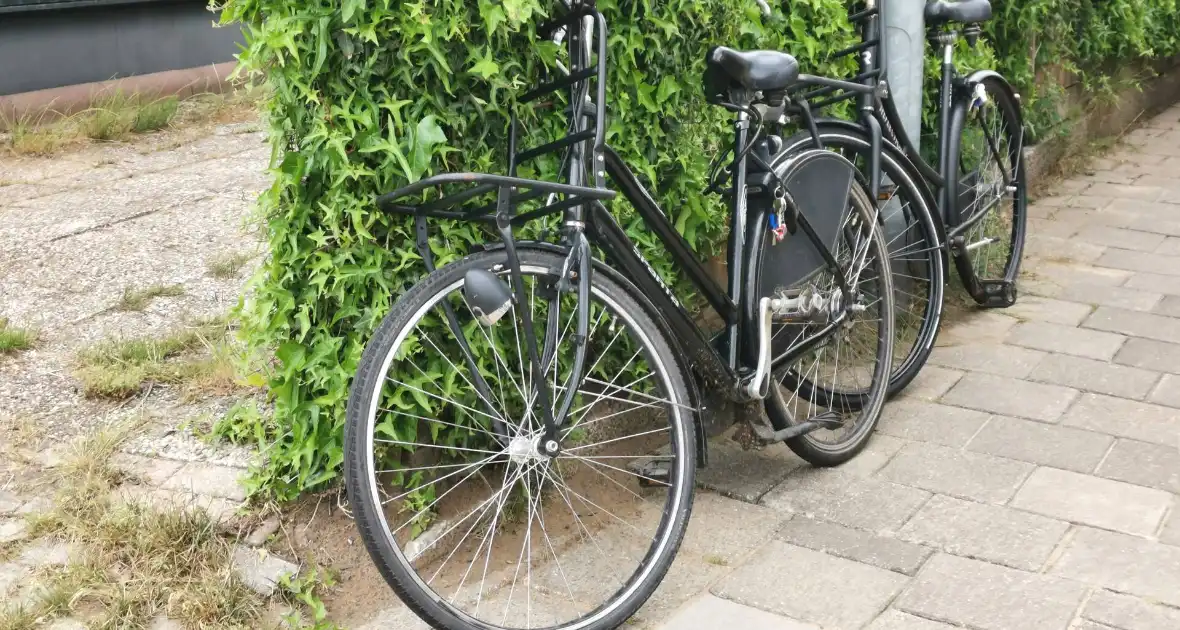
[
  {"xmin": 880, "ymin": 0, "xmax": 926, "ymax": 307},
  {"xmin": 882, "ymin": 0, "xmax": 925, "ymax": 152}
]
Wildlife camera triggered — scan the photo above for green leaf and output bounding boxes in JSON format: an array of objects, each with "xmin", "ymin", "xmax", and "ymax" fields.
[
  {"xmin": 471, "ymin": 50, "xmax": 500, "ymax": 79},
  {"xmin": 341, "ymin": 0, "xmax": 365, "ymax": 24},
  {"xmin": 410, "ymin": 115, "xmax": 447, "ymax": 180}
]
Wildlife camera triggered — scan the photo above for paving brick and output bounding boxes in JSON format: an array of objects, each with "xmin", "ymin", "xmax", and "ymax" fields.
[
  {"xmin": 1058, "ymin": 283, "xmax": 1163, "ymax": 312},
  {"xmin": 876, "ymin": 399, "xmax": 990, "ymax": 448},
  {"xmin": 894, "ymin": 366, "xmax": 963, "ymax": 402},
  {"xmin": 1156, "ymin": 236, "xmax": 1180, "ymax": 255},
  {"xmin": 834, "ymin": 433, "xmax": 907, "ymax": 478},
  {"xmin": 161, "ymin": 463, "xmax": 247, "ymax": 501},
  {"xmin": 18, "ymin": 540, "xmax": 78, "ymax": 567},
  {"xmin": 1084, "ymin": 183, "xmax": 1167, "ymax": 202},
  {"xmin": 897, "ymin": 553, "xmax": 1085, "ymax": 630},
  {"xmin": 1028, "ymin": 216, "xmax": 1079, "ymax": 238},
  {"xmin": 1154, "ymin": 294, "xmax": 1180, "ymax": 317},
  {"xmin": 1096, "ymin": 438, "xmax": 1180, "ymax": 493},
  {"xmin": 1024, "ymin": 264, "xmax": 1132, "ymax": 301},
  {"xmin": 1161, "ymin": 509, "xmax": 1180, "ymax": 546},
  {"xmin": 1006, "ymin": 322, "xmax": 1126, "ymax": 360},
  {"xmin": 112, "ymin": 453, "xmax": 183, "ymax": 486},
  {"xmin": 877, "ymin": 442, "xmax": 1033, "ymax": 504},
  {"xmin": 1083, "ymin": 589, "xmax": 1180, "ymax": 630},
  {"xmin": 777, "ymin": 517, "xmax": 931, "ymax": 576},
  {"xmin": 657, "ymin": 595, "xmax": 819, "ymax": 630},
  {"xmin": 967, "ymin": 415, "xmax": 1114, "ymax": 473},
  {"xmin": 1029, "ymin": 353, "xmax": 1160, "ymax": 400},
  {"xmin": 866, "ymin": 610, "xmax": 958, "ymax": 630},
  {"xmin": 1114, "ymin": 337, "xmax": 1180, "ymax": 373},
  {"xmin": 713, "ymin": 541, "xmax": 907, "ymax": 629},
  {"xmin": 1011, "ymin": 467, "xmax": 1171, "ymax": 536},
  {"xmin": 1003, "ymin": 295, "xmax": 1095, "ymax": 325},
  {"xmin": 935, "ymin": 312, "xmax": 1019, "ymax": 347},
  {"xmin": 1137, "ymin": 175, "xmax": 1180, "ymax": 192},
  {"xmin": 0, "ymin": 518, "xmax": 28, "ymax": 544},
  {"xmin": 633, "ymin": 555, "xmax": 731, "ymax": 624},
  {"xmin": 940, "ymin": 372, "xmax": 1078, "ymax": 422},
  {"xmin": 1027, "ymin": 235, "xmax": 1106, "ymax": 264},
  {"xmin": 1066, "ymin": 194, "xmax": 1115, "ymax": 209},
  {"xmin": 1076, "ymin": 225, "xmax": 1167, "ymax": 251},
  {"xmin": 1124, "ymin": 271, "xmax": 1180, "ymax": 297},
  {"xmin": 761, "ymin": 470, "xmax": 930, "ymax": 533},
  {"xmin": 1096, "ymin": 248, "xmax": 1180, "ymax": 276},
  {"xmin": 673, "ymin": 493, "xmax": 788, "ymax": 566},
  {"xmin": 696, "ymin": 436, "xmax": 806, "ymax": 503},
  {"xmin": 1060, "ymin": 393, "xmax": 1180, "ymax": 446},
  {"xmin": 1050, "ymin": 527, "xmax": 1180, "ymax": 607},
  {"xmin": 898, "ymin": 494, "xmax": 1068, "ymax": 571},
  {"xmin": 928, "ymin": 343, "xmax": 1046, "ymax": 378},
  {"xmin": 0, "ymin": 491, "xmax": 22, "ymax": 516},
  {"xmin": 1148, "ymin": 373, "xmax": 1180, "ymax": 408}
]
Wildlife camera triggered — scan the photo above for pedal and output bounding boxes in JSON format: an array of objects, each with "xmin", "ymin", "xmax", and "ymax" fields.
[
  {"xmin": 747, "ymin": 410, "xmax": 846, "ymax": 444},
  {"xmin": 629, "ymin": 457, "xmax": 672, "ymax": 488},
  {"xmin": 978, "ymin": 280, "xmax": 1017, "ymax": 308}
]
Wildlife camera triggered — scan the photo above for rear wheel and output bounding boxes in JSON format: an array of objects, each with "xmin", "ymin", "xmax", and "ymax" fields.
[
  {"xmin": 757, "ymin": 168, "xmax": 896, "ymax": 467},
  {"xmin": 778, "ymin": 128, "xmax": 945, "ymax": 399},
  {"xmin": 948, "ymin": 75, "xmax": 1028, "ymax": 299},
  {"xmin": 345, "ymin": 248, "xmax": 696, "ymax": 630}
]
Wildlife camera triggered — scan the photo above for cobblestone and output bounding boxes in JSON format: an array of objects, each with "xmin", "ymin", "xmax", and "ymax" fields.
[
  {"xmin": 1011, "ymin": 467, "xmax": 1171, "ymax": 536},
  {"xmin": 1060, "ymin": 393, "xmax": 1180, "ymax": 445},
  {"xmin": 1029, "ymin": 353, "xmax": 1160, "ymax": 400},
  {"xmin": 897, "ymin": 554, "xmax": 1086, "ymax": 630},
  {"xmin": 1096, "ymin": 438, "xmax": 1180, "ymax": 493},
  {"xmin": 898, "ymin": 495, "xmax": 1068, "ymax": 571},
  {"xmin": 877, "ymin": 442, "xmax": 1034, "ymax": 504},
  {"xmin": 1005, "ymin": 321, "xmax": 1126, "ymax": 360},
  {"xmin": 940, "ymin": 373, "xmax": 1078, "ymax": 422},
  {"xmin": 713, "ymin": 541, "xmax": 907, "ymax": 629},
  {"xmin": 966, "ymin": 415, "xmax": 1114, "ymax": 473},
  {"xmin": 1050, "ymin": 527, "xmax": 1180, "ymax": 607}
]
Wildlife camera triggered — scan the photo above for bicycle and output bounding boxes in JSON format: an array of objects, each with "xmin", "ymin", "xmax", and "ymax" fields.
[
  {"xmin": 343, "ymin": 2, "xmax": 895, "ymax": 628},
  {"xmin": 768, "ymin": 0, "xmax": 1028, "ymax": 397}
]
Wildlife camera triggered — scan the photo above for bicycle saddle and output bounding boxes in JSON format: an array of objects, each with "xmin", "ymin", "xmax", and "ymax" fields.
[
  {"xmin": 925, "ymin": 0, "xmax": 992, "ymax": 25},
  {"xmin": 705, "ymin": 46, "xmax": 800, "ymax": 94}
]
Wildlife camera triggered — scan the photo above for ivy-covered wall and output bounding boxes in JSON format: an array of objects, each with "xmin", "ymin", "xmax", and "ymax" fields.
[{"xmin": 218, "ymin": 0, "xmax": 1180, "ymax": 500}]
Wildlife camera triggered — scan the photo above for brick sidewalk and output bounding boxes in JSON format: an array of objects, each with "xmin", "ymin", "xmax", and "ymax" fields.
[{"xmin": 642, "ymin": 100, "xmax": 1180, "ymax": 630}]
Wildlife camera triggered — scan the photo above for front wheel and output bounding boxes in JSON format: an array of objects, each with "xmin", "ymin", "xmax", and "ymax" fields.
[
  {"xmin": 344, "ymin": 248, "xmax": 696, "ymax": 630},
  {"xmin": 948, "ymin": 74, "xmax": 1028, "ymax": 301}
]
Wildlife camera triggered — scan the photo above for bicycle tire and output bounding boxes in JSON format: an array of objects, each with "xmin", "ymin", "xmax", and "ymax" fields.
[
  {"xmin": 778, "ymin": 126, "xmax": 946, "ymax": 398},
  {"xmin": 344, "ymin": 247, "xmax": 696, "ymax": 630},
  {"xmin": 947, "ymin": 74, "xmax": 1028, "ymax": 297},
  {"xmin": 755, "ymin": 166, "xmax": 896, "ymax": 467}
]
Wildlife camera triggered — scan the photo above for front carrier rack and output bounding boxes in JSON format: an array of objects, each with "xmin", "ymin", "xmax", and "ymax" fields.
[{"xmin": 375, "ymin": 0, "xmax": 612, "ymax": 238}]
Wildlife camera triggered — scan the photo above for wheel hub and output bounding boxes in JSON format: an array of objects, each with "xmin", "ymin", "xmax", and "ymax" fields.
[{"xmin": 507, "ymin": 435, "xmax": 543, "ymax": 464}]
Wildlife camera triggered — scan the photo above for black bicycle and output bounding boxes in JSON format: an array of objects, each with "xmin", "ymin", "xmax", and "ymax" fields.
[
  {"xmin": 771, "ymin": 0, "xmax": 1028, "ymax": 396},
  {"xmin": 343, "ymin": 2, "xmax": 895, "ymax": 628}
]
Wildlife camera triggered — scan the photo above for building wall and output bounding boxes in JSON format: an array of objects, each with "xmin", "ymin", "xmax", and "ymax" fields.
[{"xmin": 0, "ymin": 0, "xmax": 243, "ymax": 96}]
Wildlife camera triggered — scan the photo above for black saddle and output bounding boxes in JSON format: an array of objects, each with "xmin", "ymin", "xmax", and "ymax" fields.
[
  {"xmin": 925, "ymin": 0, "xmax": 993, "ymax": 25},
  {"xmin": 705, "ymin": 46, "xmax": 800, "ymax": 97}
]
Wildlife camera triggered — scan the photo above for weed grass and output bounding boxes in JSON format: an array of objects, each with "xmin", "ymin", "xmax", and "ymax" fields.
[
  {"xmin": 74, "ymin": 320, "xmax": 239, "ymax": 399},
  {"xmin": 2, "ymin": 85, "xmax": 264, "ymax": 157},
  {"xmin": 0, "ymin": 317, "xmax": 37, "ymax": 354},
  {"xmin": 2, "ymin": 422, "xmax": 264, "ymax": 628},
  {"xmin": 207, "ymin": 252, "xmax": 255, "ymax": 279},
  {"xmin": 115, "ymin": 283, "xmax": 185, "ymax": 312}
]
